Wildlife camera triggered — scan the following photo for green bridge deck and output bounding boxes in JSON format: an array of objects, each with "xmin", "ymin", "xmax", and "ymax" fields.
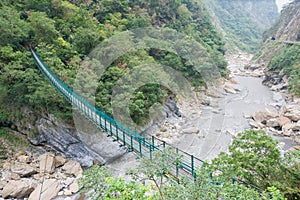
[{"xmin": 31, "ymin": 49, "xmax": 204, "ymax": 180}]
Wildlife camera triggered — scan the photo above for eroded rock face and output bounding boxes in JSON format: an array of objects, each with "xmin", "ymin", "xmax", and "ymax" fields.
[
  {"xmin": 30, "ymin": 116, "xmax": 126, "ymax": 168},
  {"xmin": 2, "ymin": 179, "xmax": 36, "ymax": 199}
]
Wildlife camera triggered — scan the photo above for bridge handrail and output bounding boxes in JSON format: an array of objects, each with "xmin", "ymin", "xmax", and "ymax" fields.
[{"xmin": 31, "ymin": 49, "xmax": 203, "ymax": 179}]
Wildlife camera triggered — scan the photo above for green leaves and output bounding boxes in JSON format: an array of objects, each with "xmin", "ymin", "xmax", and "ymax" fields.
[
  {"xmin": 78, "ymin": 165, "xmax": 153, "ymax": 200},
  {"xmin": 212, "ymin": 130, "xmax": 300, "ymax": 199}
]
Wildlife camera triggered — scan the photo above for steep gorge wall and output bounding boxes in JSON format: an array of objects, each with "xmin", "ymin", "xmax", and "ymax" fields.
[{"xmin": 203, "ymin": 0, "xmax": 279, "ymax": 53}]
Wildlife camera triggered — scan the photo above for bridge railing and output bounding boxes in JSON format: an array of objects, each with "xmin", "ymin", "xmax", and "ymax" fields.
[{"xmin": 31, "ymin": 49, "xmax": 203, "ymax": 179}]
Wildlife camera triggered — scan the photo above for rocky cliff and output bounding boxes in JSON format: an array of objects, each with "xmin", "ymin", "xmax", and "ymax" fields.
[{"xmin": 254, "ymin": 0, "xmax": 300, "ymax": 95}]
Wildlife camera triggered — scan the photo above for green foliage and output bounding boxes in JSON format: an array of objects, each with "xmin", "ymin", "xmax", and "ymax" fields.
[
  {"xmin": 269, "ymin": 44, "xmax": 300, "ymax": 95},
  {"xmin": 203, "ymin": 0, "xmax": 278, "ymax": 53},
  {"xmin": 78, "ymin": 165, "xmax": 153, "ymax": 200},
  {"xmin": 0, "ymin": 0, "xmax": 227, "ymax": 127},
  {"xmin": 212, "ymin": 130, "xmax": 300, "ymax": 199},
  {"xmin": 77, "ymin": 136, "xmax": 298, "ymax": 199}
]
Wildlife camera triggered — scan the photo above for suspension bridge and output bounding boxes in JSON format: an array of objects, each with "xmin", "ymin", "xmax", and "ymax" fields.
[{"xmin": 31, "ymin": 49, "xmax": 204, "ymax": 180}]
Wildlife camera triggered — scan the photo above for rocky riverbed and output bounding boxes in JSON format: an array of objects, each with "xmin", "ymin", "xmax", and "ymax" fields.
[{"xmin": 149, "ymin": 53, "xmax": 298, "ymax": 160}]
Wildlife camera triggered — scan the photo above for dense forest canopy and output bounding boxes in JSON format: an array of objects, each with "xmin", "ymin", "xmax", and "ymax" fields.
[
  {"xmin": 0, "ymin": 0, "xmax": 228, "ymax": 127},
  {"xmin": 202, "ymin": 0, "xmax": 279, "ymax": 53}
]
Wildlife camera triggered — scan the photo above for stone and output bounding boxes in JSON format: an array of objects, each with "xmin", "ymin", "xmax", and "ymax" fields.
[
  {"xmin": 249, "ymin": 121, "xmax": 265, "ymax": 129},
  {"xmin": 29, "ymin": 179, "xmax": 62, "ymax": 200},
  {"xmin": 2, "ymin": 161, "xmax": 11, "ymax": 170},
  {"xmin": 279, "ymin": 116, "xmax": 292, "ymax": 127},
  {"xmin": 39, "ymin": 154, "xmax": 56, "ymax": 174},
  {"xmin": 55, "ymin": 155, "xmax": 67, "ymax": 168},
  {"xmin": 62, "ymin": 160, "xmax": 83, "ymax": 177},
  {"xmin": 11, "ymin": 173, "xmax": 21, "ymax": 180},
  {"xmin": 292, "ymin": 121, "xmax": 300, "ymax": 132},
  {"xmin": 17, "ymin": 155, "xmax": 31, "ymax": 163},
  {"xmin": 182, "ymin": 127, "xmax": 199, "ymax": 134},
  {"xmin": 223, "ymin": 84, "xmax": 237, "ymax": 94},
  {"xmin": 293, "ymin": 146, "xmax": 300, "ymax": 150},
  {"xmin": 63, "ymin": 177, "xmax": 74, "ymax": 187},
  {"xmin": 266, "ymin": 118, "xmax": 279, "ymax": 127},
  {"xmin": 2, "ymin": 179, "xmax": 35, "ymax": 199},
  {"xmin": 0, "ymin": 181, "xmax": 6, "ymax": 189},
  {"xmin": 253, "ymin": 109, "xmax": 279, "ymax": 123},
  {"xmin": 64, "ymin": 189, "xmax": 72, "ymax": 196},
  {"xmin": 69, "ymin": 181, "xmax": 79, "ymax": 194},
  {"xmin": 283, "ymin": 130, "xmax": 294, "ymax": 137},
  {"xmin": 10, "ymin": 163, "xmax": 37, "ymax": 177},
  {"xmin": 282, "ymin": 123, "xmax": 295, "ymax": 133}
]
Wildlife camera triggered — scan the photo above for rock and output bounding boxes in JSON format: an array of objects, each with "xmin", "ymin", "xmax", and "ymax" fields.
[
  {"xmin": 64, "ymin": 189, "xmax": 72, "ymax": 196},
  {"xmin": 2, "ymin": 179, "xmax": 36, "ymax": 199},
  {"xmin": 0, "ymin": 181, "xmax": 6, "ymax": 189},
  {"xmin": 10, "ymin": 163, "xmax": 37, "ymax": 177},
  {"xmin": 160, "ymin": 127, "xmax": 167, "ymax": 132},
  {"xmin": 62, "ymin": 160, "xmax": 83, "ymax": 177},
  {"xmin": 279, "ymin": 116, "xmax": 292, "ymax": 127},
  {"xmin": 29, "ymin": 179, "xmax": 62, "ymax": 200},
  {"xmin": 17, "ymin": 155, "xmax": 31, "ymax": 163},
  {"xmin": 252, "ymin": 109, "xmax": 279, "ymax": 123},
  {"xmin": 283, "ymin": 130, "xmax": 294, "ymax": 137},
  {"xmin": 223, "ymin": 83, "xmax": 237, "ymax": 94},
  {"xmin": 249, "ymin": 121, "xmax": 265, "ymax": 129},
  {"xmin": 284, "ymin": 105, "xmax": 300, "ymax": 121},
  {"xmin": 63, "ymin": 177, "xmax": 74, "ymax": 187},
  {"xmin": 293, "ymin": 146, "xmax": 300, "ymax": 150},
  {"xmin": 266, "ymin": 118, "xmax": 279, "ymax": 127},
  {"xmin": 39, "ymin": 154, "xmax": 56, "ymax": 174},
  {"xmin": 282, "ymin": 123, "xmax": 295, "ymax": 133},
  {"xmin": 55, "ymin": 156, "xmax": 67, "ymax": 168},
  {"xmin": 292, "ymin": 121, "xmax": 300, "ymax": 132},
  {"xmin": 182, "ymin": 127, "xmax": 199, "ymax": 134},
  {"xmin": 244, "ymin": 114, "xmax": 252, "ymax": 119},
  {"xmin": 69, "ymin": 181, "xmax": 79, "ymax": 194},
  {"xmin": 11, "ymin": 173, "xmax": 21, "ymax": 180}
]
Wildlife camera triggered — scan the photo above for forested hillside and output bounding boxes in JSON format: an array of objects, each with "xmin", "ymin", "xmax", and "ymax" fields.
[
  {"xmin": 254, "ymin": 0, "xmax": 300, "ymax": 95},
  {"xmin": 203, "ymin": 0, "xmax": 278, "ymax": 53},
  {"xmin": 0, "ymin": 0, "xmax": 227, "ymax": 130}
]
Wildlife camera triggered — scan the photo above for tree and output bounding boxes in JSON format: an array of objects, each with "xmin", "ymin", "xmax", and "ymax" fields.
[
  {"xmin": 78, "ymin": 165, "xmax": 153, "ymax": 200},
  {"xmin": 28, "ymin": 11, "xmax": 57, "ymax": 45},
  {"xmin": 212, "ymin": 130, "xmax": 300, "ymax": 199}
]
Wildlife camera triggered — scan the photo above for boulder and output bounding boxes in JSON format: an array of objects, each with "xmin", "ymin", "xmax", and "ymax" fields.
[
  {"xmin": 55, "ymin": 155, "xmax": 67, "ymax": 167},
  {"xmin": 266, "ymin": 118, "xmax": 279, "ymax": 127},
  {"xmin": 17, "ymin": 155, "xmax": 32, "ymax": 164},
  {"xmin": 62, "ymin": 160, "xmax": 83, "ymax": 177},
  {"xmin": 282, "ymin": 123, "xmax": 295, "ymax": 133},
  {"xmin": 279, "ymin": 116, "xmax": 292, "ymax": 127},
  {"xmin": 252, "ymin": 109, "xmax": 279, "ymax": 123},
  {"xmin": 2, "ymin": 179, "xmax": 36, "ymax": 199},
  {"xmin": 223, "ymin": 83, "xmax": 237, "ymax": 94},
  {"xmin": 284, "ymin": 104, "xmax": 300, "ymax": 121},
  {"xmin": 39, "ymin": 154, "xmax": 56, "ymax": 174},
  {"xmin": 69, "ymin": 181, "xmax": 79, "ymax": 194},
  {"xmin": 29, "ymin": 179, "xmax": 62, "ymax": 200},
  {"xmin": 249, "ymin": 121, "xmax": 265, "ymax": 129},
  {"xmin": 182, "ymin": 127, "xmax": 199, "ymax": 134},
  {"xmin": 10, "ymin": 163, "xmax": 37, "ymax": 177}
]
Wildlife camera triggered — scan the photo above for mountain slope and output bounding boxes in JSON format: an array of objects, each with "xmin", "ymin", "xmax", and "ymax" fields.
[
  {"xmin": 254, "ymin": 0, "xmax": 300, "ymax": 95},
  {"xmin": 203, "ymin": 0, "xmax": 279, "ymax": 53}
]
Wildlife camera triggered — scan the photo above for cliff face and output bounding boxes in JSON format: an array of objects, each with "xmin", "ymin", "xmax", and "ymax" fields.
[
  {"xmin": 203, "ymin": 0, "xmax": 279, "ymax": 53},
  {"xmin": 254, "ymin": 0, "xmax": 300, "ymax": 95}
]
